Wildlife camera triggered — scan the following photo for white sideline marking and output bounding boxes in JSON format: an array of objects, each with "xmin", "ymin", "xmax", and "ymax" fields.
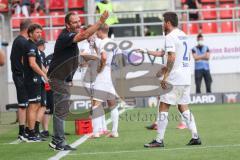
[
  {"xmin": 9, "ymin": 139, "xmax": 22, "ymax": 144},
  {"xmin": 48, "ymin": 108, "xmax": 128, "ymax": 160},
  {"xmin": 68, "ymin": 144, "xmax": 240, "ymax": 156}
]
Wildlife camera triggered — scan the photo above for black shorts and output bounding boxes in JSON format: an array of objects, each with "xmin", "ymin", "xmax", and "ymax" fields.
[
  {"xmin": 45, "ymin": 90, "xmax": 54, "ymax": 114},
  {"xmin": 25, "ymin": 77, "xmax": 42, "ymax": 104},
  {"xmin": 12, "ymin": 73, "xmax": 28, "ymax": 108},
  {"xmin": 41, "ymin": 83, "xmax": 47, "ymax": 107}
]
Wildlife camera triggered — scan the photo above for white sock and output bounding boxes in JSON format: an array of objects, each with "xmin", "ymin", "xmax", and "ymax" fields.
[
  {"xmin": 182, "ymin": 110, "xmax": 199, "ymax": 139},
  {"xmin": 111, "ymin": 107, "xmax": 119, "ymax": 134},
  {"xmin": 92, "ymin": 106, "xmax": 102, "ymax": 134},
  {"xmin": 156, "ymin": 112, "xmax": 168, "ymax": 143},
  {"xmin": 101, "ymin": 114, "xmax": 107, "ymax": 131},
  {"xmin": 180, "ymin": 113, "xmax": 187, "ymax": 126}
]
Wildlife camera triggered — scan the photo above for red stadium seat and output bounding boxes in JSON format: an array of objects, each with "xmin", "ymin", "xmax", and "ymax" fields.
[
  {"xmin": 238, "ymin": 5, "xmax": 240, "ymax": 18},
  {"xmin": 201, "ymin": 0, "xmax": 216, "ymax": 3},
  {"xmin": 49, "ymin": 0, "xmax": 64, "ymax": 10},
  {"xmin": 41, "ymin": 30, "xmax": 50, "ymax": 41},
  {"xmin": 52, "ymin": 29, "xmax": 62, "ymax": 40},
  {"xmin": 42, "ymin": 29, "xmax": 62, "ymax": 41},
  {"xmin": 220, "ymin": 4, "xmax": 234, "ymax": 19},
  {"xmin": 202, "ymin": 4, "xmax": 217, "ymax": 19},
  {"xmin": 219, "ymin": 0, "xmax": 234, "ymax": 2},
  {"xmin": 0, "ymin": 0, "xmax": 8, "ymax": 12},
  {"xmin": 72, "ymin": 10, "xmax": 85, "ymax": 24},
  {"xmin": 181, "ymin": 0, "xmax": 186, "ymax": 3},
  {"xmin": 50, "ymin": 11, "xmax": 65, "ymax": 26},
  {"xmin": 30, "ymin": 12, "xmax": 46, "ymax": 26},
  {"xmin": 202, "ymin": 22, "xmax": 218, "ymax": 33},
  {"xmin": 182, "ymin": 23, "xmax": 199, "ymax": 34},
  {"xmin": 69, "ymin": 0, "xmax": 84, "ymax": 9},
  {"xmin": 221, "ymin": 21, "xmax": 234, "ymax": 33},
  {"xmin": 11, "ymin": 14, "xmax": 25, "ymax": 28}
]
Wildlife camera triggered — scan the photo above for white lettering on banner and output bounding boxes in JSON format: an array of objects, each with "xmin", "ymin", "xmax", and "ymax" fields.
[
  {"xmin": 74, "ymin": 100, "xmax": 91, "ymax": 110},
  {"xmin": 191, "ymin": 95, "xmax": 216, "ymax": 104}
]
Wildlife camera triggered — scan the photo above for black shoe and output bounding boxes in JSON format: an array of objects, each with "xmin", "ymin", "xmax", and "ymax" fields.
[
  {"xmin": 36, "ymin": 134, "xmax": 47, "ymax": 141},
  {"xmin": 187, "ymin": 138, "xmax": 202, "ymax": 145},
  {"xmin": 18, "ymin": 134, "xmax": 28, "ymax": 142},
  {"xmin": 27, "ymin": 136, "xmax": 42, "ymax": 142},
  {"xmin": 49, "ymin": 141, "xmax": 76, "ymax": 151},
  {"xmin": 144, "ymin": 139, "xmax": 164, "ymax": 148},
  {"xmin": 40, "ymin": 131, "xmax": 50, "ymax": 138}
]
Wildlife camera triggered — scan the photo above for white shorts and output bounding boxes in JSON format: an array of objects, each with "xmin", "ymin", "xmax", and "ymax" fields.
[
  {"xmin": 93, "ymin": 81, "xmax": 117, "ymax": 102},
  {"xmin": 160, "ymin": 85, "xmax": 191, "ymax": 105}
]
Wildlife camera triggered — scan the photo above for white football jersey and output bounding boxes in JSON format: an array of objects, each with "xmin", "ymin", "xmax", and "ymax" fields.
[
  {"xmin": 164, "ymin": 28, "xmax": 191, "ymax": 85},
  {"xmin": 94, "ymin": 37, "xmax": 114, "ymax": 83}
]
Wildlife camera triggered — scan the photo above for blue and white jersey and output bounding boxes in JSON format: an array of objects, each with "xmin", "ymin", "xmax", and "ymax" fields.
[{"xmin": 164, "ymin": 28, "xmax": 191, "ymax": 85}]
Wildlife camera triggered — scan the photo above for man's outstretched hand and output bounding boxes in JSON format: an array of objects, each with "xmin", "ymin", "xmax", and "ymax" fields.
[{"xmin": 99, "ymin": 10, "xmax": 109, "ymax": 24}]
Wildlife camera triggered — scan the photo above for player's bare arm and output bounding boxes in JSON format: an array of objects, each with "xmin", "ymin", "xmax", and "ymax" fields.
[
  {"xmin": 192, "ymin": 53, "xmax": 205, "ymax": 61},
  {"xmin": 161, "ymin": 52, "xmax": 175, "ymax": 89},
  {"xmin": 202, "ymin": 52, "xmax": 210, "ymax": 60},
  {"xmin": 42, "ymin": 64, "xmax": 48, "ymax": 74},
  {"xmin": 29, "ymin": 57, "xmax": 49, "ymax": 82},
  {"xmin": 0, "ymin": 49, "xmax": 5, "ymax": 66},
  {"xmin": 147, "ymin": 49, "xmax": 165, "ymax": 57},
  {"xmin": 73, "ymin": 11, "xmax": 109, "ymax": 42},
  {"xmin": 97, "ymin": 51, "xmax": 107, "ymax": 73}
]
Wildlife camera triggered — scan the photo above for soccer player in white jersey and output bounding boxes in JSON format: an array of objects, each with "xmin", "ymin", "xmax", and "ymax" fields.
[
  {"xmin": 144, "ymin": 12, "xmax": 201, "ymax": 147},
  {"xmin": 79, "ymin": 26, "xmax": 109, "ymax": 136},
  {"xmin": 91, "ymin": 23, "xmax": 119, "ymax": 138}
]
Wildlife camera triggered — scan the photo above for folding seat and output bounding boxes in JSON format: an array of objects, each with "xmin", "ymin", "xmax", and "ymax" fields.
[
  {"xmin": 202, "ymin": 22, "xmax": 218, "ymax": 33},
  {"xmin": 30, "ymin": 12, "xmax": 46, "ymax": 26},
  {"xmin": 182, "ymin": 23, "xmax": 199, "ymax": 34},
  {"xmin": 201, "ymin": 0, "xmax": 216, "ymax": 3},
  {"xmin": 49, "ymin": 11, "xmax": 65, "ymax": 26},
  {"xmin": 220, "ymin": 3, "xmax": 234, "ymax": 19},
  {"xmin": 0, "ymin": 0, "xmax": 8, "ymax": 12},
  {"xmin": 181, "ymin": 0, "xmax": 186, "ymax": 3},
  {"xmin": 52, "ymin": 29, "xmax": 62, "ymax": 40},
  {"xmin": 221, "ymin": 21, "xmax": 234, "ymax": 33},
  {"xmin": 202, "ymin": 4, "xmax": 217, "ymax": 19},
  {"xmin": 219, "ymin": 0, "xmax": 234, "ymax": 2},
  {"xmin": 49, "ymin": 0, "xmax": 64, "ymax": 10},
  {"xmin": 69, "ymin": 0, "xmax": 84, "ymax": 9},
  {"xmin": 11, "ymin": 14, "xmax": 25, "ymax": 28}
]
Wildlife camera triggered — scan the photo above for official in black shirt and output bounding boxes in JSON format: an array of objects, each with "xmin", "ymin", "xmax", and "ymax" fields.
[
  {"xmin": 23, "ymin": 23, "xmax": 48, "ymax": 141},
  {"xmin": 48, "ymin": 11, "xmax": 109, "ymax": 150},
  {"xmin": 10, "ymin": 19, "xmax": 31, "ymax": 141}
]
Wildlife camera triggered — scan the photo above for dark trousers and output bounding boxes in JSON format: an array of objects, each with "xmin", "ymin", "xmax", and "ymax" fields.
[
  {"xmin": 50, "ymin": 80, "xmax": 71, "ymax": 146},
  {"xmin": 195, "ymin": 69, "xmax": 212, "ymax": 94}
]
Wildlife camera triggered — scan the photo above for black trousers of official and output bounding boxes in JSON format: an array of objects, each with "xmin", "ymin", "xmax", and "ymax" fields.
[{"xmin": 195, "ymin": 69, "xmax": 212, "ymax": 94}]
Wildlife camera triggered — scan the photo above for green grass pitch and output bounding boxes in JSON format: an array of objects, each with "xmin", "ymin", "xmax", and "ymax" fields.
[{"xmin": 0, "ymin": 103, "xmax": 240, "ymax": 160}]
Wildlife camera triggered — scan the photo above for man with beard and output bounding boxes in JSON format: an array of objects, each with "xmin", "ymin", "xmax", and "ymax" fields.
[
  {"xmin": 48, "ymin": 11, "xmax": 109, "ymax": 151},
  {"xmin": 144, "ymin": 12, "xmax": 201, "ymax": 148}
]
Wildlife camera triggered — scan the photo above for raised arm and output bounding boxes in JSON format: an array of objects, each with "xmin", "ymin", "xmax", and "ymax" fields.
[{"xmin": 73, "ymin": 11, "xmax": 109, "ymax": 43}]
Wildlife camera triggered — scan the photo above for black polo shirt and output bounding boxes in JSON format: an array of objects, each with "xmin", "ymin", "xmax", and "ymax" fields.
[
  {"xmin": 39, "ymin": 50, "xmax": 46, "ymax": 67},
  {"xmin": 45, "ymin": 53, "xmax": 53, "ymax": 69},
  {"xmin": 23, "ymin": 39, "xmax": 42, "ymax": 83},
  {"xmin": 48, "ymin": 29, "xmax": 79, "ymax": 82},
  {"xmin": 10, "ymin": 35, "xmax": 28, "ymax": 75}
]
